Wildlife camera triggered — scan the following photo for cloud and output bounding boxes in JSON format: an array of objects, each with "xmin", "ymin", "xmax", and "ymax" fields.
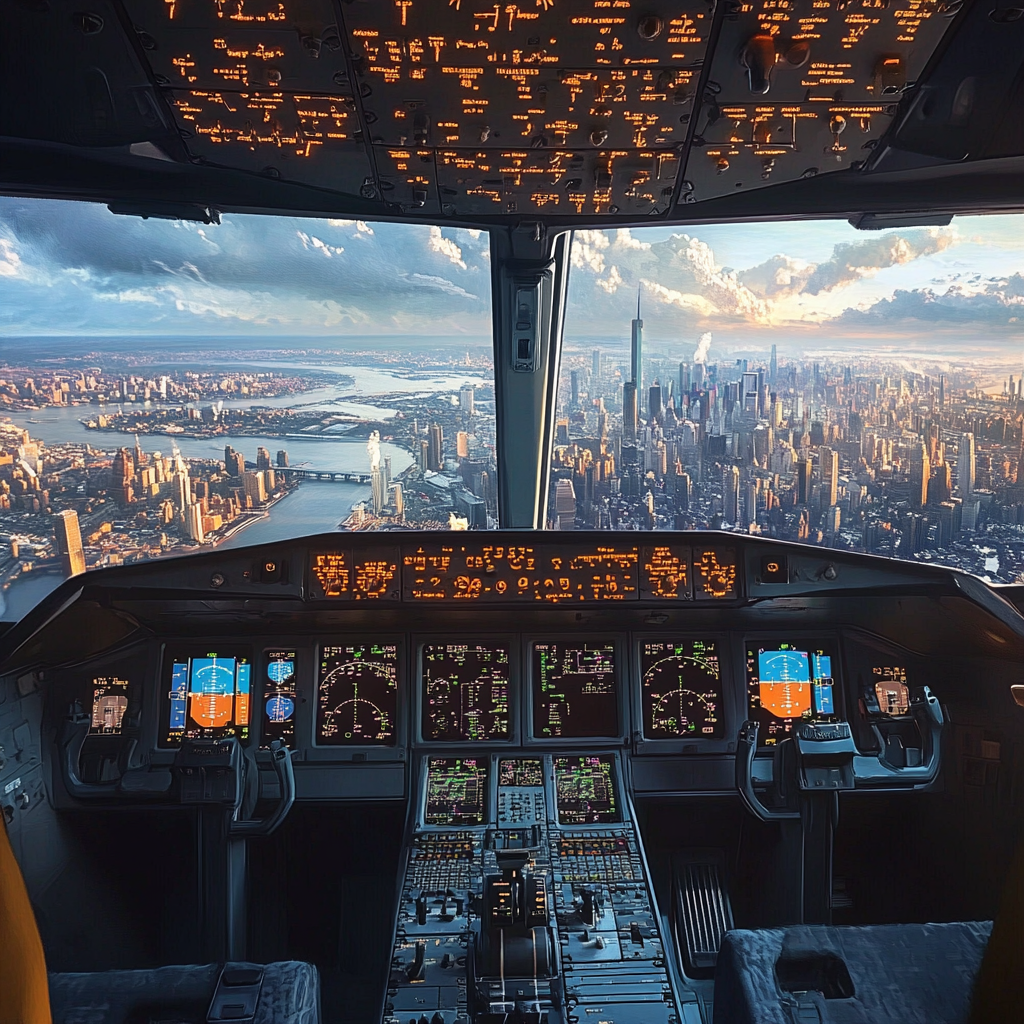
[
  {"xmin": 297, "ymin": 231, "xmax": 344, "ymax": 257},
  {"xmin": 0, "ymin": 237, "xmax": 24, "ymax": 278},
  {"xmin": 833, "ymin": 273, "xmax": 1024, "ymax": 329},
  {"xmin": 428, "ymin": 225, "xmax": 466, "ymax": 269},
  {"xmin": 741, "ymin": 229, "xmax": 957, "ymax": 299},
  {"xmin": 403, "ymin": 273, "xmax": 479, "ymax": 299},
  {"xmin": 613, "ymin": 228, "xmax": 651, "ymax": 251},
  {"xmin": 571, "ymin": 230, "xmax": 610, "ymax": 273},
  {"xmin": 597, "ymin": 265, "xmax": 623, "ymax": 294}
]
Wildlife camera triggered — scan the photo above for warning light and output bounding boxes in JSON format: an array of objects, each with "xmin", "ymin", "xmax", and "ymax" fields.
[{"xmin": 760, "ymin": 556, "xmax": 789, "ymax": 584}]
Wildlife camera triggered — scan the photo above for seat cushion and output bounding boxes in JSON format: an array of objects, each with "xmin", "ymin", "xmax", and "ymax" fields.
[
  {"xmin": 49, "ymin": 960, "xmax": 319, "ymax": 1024},
  {"xmin": 714, "ymin": 921, "xmax": 992, "ymax": 1024}
]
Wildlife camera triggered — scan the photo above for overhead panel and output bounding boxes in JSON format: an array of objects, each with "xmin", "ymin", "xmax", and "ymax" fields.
[
  {"xmin": 343, "ymin": 0, "xmax": 714, "ymax": 217},
  {"xmin": 681, "ymin": 0, "xmax": 956, "ymax": 202},
  {"xmin": 123, "ymin": 0, "xmax": 373, "ymax": 193}
]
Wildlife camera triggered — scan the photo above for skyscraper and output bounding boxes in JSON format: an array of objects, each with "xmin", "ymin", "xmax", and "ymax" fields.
[
  {"xmin": 592, "ymin": 349, "xmax": 601, "ymax": 378},
  {"xmin": 769, "ymin": 344, "xmax": 778, "ymax": 384},
  {"xmin": 371, "ymin": 465, "xmax": 386, "ymax": 514},
  {"xmin": 622, "ymin": 381, "xmax": 638, "ymax": 443},
  {"xmin": 820, "ymin": 446, "xmax": 838, "ymax": 507},
  {"xmin": 276, "ymin": 450, "xmax": 289, "ymax": 468},
  {"xmin": 648, "ymin": 381, "xmax": 662, "ymax": 423},
  {"xmin": 797, "ymin": 458, "xmax": 813, "ymax": 505},
  {"xmin": 460, "ymin": 386, "xmax": 475, "ymax": 416},
  {"xmin": 630, "ymin": 286, "xmax": 643, "ymax": 410},
  {"xmin": 909, "ymin": 442, "xmax": 929, "ymax": 508},
  {"xmin": 54, "ymin": 509, "xmax": 86, "ymax": 577},
  {"xmin": 428, "ymin": 423, "xmax": 444, "ymax": 472},
  {"xmin": 722, "ymin": 465, "xmax": 740, "ymax": 524},
  {"xmin": 958, "ymin": 432, "xmax": 976, "ymax": 497}
]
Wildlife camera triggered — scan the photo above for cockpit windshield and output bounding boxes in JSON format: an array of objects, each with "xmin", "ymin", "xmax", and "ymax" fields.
[
  {"xmin": 0, "ymin": 199, "xmax": 494, "ymax": 620},
  {"xmin": 550, "ymin": 218, "xmax": 1024, "ymax": 585}
]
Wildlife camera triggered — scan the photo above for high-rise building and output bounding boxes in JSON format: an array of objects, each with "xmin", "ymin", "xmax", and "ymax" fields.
[
  {"xmin": 371, "ymin": 465, "xmax": 386, "ymax": 514},
  {"xmin": 630, "ymin": 286, "xmax": 643, "ymax": 409},
  {"xmin": 276, "ymin": 450, "xmax": 289, "ymax": 468},
  {"xmin": 958, "ymin": 432, "xmax": 976, "ymax": 497},
  {"xmin": 570, "ymin": 370, "xmax": 580, "ymax": 410},
  {"xmin": 592, "ymin": 349, "xmax": 601, "ymax": 378},
  {"xmin": 622, "ymin": 381, "xmax": 638, "ymax": 442},
  {"xmin": 554, "ymin": 479, "xmax": 576, "ymax": 530},
  {"xmin": 797, "ymin": 458, "xmax": 813, "ymax": 505},
  {"xmin": 648, "ymin": 381, "xmax": 662, "ymax": 423},
  {"xmin": 457, "ymin": 431, "xmax": 469, "ymax": 458},
  {"xmin": 186, "ymin": 503, "xmax": 205, "ymax": 543},
  {"xmin": 112, "ymin": 447, "xmax": 134, "ymax": 506},
  {"xmin": 722, "ymin": 465, "xmax": 740, "ymax": 524},
  {"xmin": 769, "ymin": 344, "xmax": 778, "ymax": 384},
  {"xmin": 909, "ymin": 442, "xmax": 929, "ymax": 508},
  {"xmin": 256, "ymin": 447, "xmax": 271, "ymax": 471},
  {"xmin": 820, "ymin": 446, "xmax": 838, "ymax": 507},
  {"xmin": 428, "ymin": 423, "xmax": 444, "ymax": 472},
  {"xmin": 54, "ymin": 509, "xmax": 86, "ymax": 577},
  {"xmin": 243, "ymin": 471, "xmax": 267, "ymax": 505},
  {"xmin": 460, "ymin": 386, "xmax": 475, "ymax": 416}
]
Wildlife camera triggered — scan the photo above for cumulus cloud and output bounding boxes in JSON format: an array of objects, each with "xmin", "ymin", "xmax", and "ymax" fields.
[
  {"xmin": 613, "ymin": 228, "xmax": 651, "ymax": 251},
  {"xmin": 741, "ymin": 229, "xmax": 957, "ymax": 299},
  {"xmin": 597, "ymin": 265, "xmax": 623, "ymax": 294},
  {"xmin": 570, "ymin": 230, "xmax": 610, "ymax": 273},
  {"xmin": 297, "ymin": 231, "xmax": 344, "ymax": 257},
  {"xmin": 428, "ymin": 225, "xmax": 467, "ymax": 269}
]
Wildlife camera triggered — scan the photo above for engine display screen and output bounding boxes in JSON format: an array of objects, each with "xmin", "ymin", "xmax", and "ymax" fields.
[
  {"xmin": 554, "ymin": 755, "xmax": 620, "ymax": 825},
  {"xmin": 424, "ymin": 757, "xmax": 489, "ymax": 826},
  {"xmin": 422, "ymin": 643, "xmax": 510, "ymax": 742},
  {"xmin": 640, "ymin": 640, "xmax": 723, "ymax": 738},
  {"xmin": 164, "ymin": 651, "xmax": 251, "ymax": 745},
  {"xmin": 866, "ymin": 665, "xmax": 911, "ymax": 717},
  {"xmin": 262, "ymin": 650, "xmax": 297, "ymax": 747},
  {"xmin": 90, "ymin": 676, "xmax": 130, "ymax": 735},
  {"xmin": 745, "ymin": 640, "xmax": 840, "ymax": 744},
  {"xmin": 498, "ymin": 758, "xmax": 544, "ymax": 787},
  {"xmin": 316, "ymin": 643, "xmax": 399, "ymax": 745},
  {"xmin": 533, "ymin": 642, "xmax": 618, "ymax": 738}
]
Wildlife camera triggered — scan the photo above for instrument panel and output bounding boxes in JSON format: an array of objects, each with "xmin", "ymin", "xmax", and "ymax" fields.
[
  {"xmin": 114, "ymin": 632, "xmax": 869, "ymax": 753},
  {"xmin": 312, "ymin": 541, "xmax": 741, "ymax": 605}
]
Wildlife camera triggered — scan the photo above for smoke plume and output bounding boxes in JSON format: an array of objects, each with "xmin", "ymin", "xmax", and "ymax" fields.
[
  {"xmin": 694, "ymin": 332, "xmax": 712, "ymax": 364},
  {"xmin": 367, "ymin": 430, "xmax": 381, "ymax": 471}
]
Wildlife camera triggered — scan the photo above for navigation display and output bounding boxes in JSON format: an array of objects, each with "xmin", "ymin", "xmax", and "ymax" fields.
[
  {"xmin": 425, "ymin": 757, "xmax": 488, "ymax": 826},
  {"xmin": 262, "ymin": 650, "xmax": 297, "ymax": 747},
  {"xmin": 317, "ymin": 643, "xmax": 399, "ymax": 746},
  {"xmin": 422, "ymin": 643, "xmax": 510, "ymax": 742},
  {"xmin": 640, "ymin": 641, "xmax": 723, "ymax": 738},
  {"xmin": 164, "ymin": 651, "xmax": 251, "ymax": 745},
  {"xmin": 745, "ymin": 640, "xmax": 840, "ymax": 744},
  {"xmin": 90, "ymin": 676, "xmax": 130, "ymax": 734},
  {"xmin": 498, "ymin": 758, "xmax": 544, "ymax": 788},
  {"xmin": 533, "ymin": 642, "xmax": 618, "ymax": 739},
  {"xmin": 554, "ymin": 755, "xmax": 620, "ymax": 825}
]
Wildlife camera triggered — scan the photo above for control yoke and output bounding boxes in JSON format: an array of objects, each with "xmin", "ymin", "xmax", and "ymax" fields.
[
  {"xmin": 735, "ymin": 720, "xmax": 799, "ymax": 822},
  {"xmin": 872, "ymin": 686, "xmax": 944, "ymax": 783},
  {"xmin": 230, "ymin": 740, "xmax": 295, "ymax": 837}
]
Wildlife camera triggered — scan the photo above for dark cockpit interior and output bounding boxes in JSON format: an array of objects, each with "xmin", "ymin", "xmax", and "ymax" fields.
[{"xmin": 4, "ymin": 1, "xmax": 1024, "ymax": 1023}]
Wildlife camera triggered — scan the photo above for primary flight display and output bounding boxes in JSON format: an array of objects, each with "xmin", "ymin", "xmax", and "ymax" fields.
[{"xmin": 163, "ymin": 650, "xmax": 252, "ymax": 745}]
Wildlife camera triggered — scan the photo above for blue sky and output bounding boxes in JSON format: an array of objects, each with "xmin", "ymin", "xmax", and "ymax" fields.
[{"xmin": 2, "ymin": 198, "xmax": 1024, "ymax": 356}]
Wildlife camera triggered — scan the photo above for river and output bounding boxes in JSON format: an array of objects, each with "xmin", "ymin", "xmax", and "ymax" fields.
[{"xmin": 1, "ymin": 363, "xmax": 481, "ymax": 620}]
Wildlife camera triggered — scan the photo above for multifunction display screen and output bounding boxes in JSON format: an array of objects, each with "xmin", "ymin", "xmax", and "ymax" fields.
[
  {"xmin": 309, "ymin": 540, "xmax": 741, "ymax": 604},
  {"xmin": 422, "ymin": 643, "xmax": 510, "ymax": 742},
  {"xmin": 866, "ymin": 665, "xmax": 911, "ymax": 717},
  {"xmin": 262, "ymin": 650, "xmax": 297, "ymax": 747},
  {"xmin": 164, "ymin": 651, "xmax": 251, "ymax": 745},
  {"xmin": 424, "ymin": 757, "xmax": 489, "ymax": 826},
  {"xmin": 498, "ymin": 758, "xmax": 544, "ymax": 788},
  {"xmin": 640, "ymin": 640, "xmax": 723, "ymax": 738},
  {"xmin": 745, "ymin": 640, "xmax": 840, "ymax": 744},
  {"xmin": 554, "ymin": 755, "xmax": 620, "ymax": 825},
  {"xmin": 533, "ymin": 642, "xmax": 617, "ymax": 738},
  {"xmin": 90, "ymin": 676, "xmax": 130, "ymax": 734},
  {"xmin": 317, "ymin": 643, "xmax": 399, "ymax": 745}
]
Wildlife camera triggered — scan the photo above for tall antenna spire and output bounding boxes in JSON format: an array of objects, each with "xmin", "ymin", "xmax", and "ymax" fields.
[{"xmin": 637, "ymin": 283, "xmax": 642, "ymax": 320}]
